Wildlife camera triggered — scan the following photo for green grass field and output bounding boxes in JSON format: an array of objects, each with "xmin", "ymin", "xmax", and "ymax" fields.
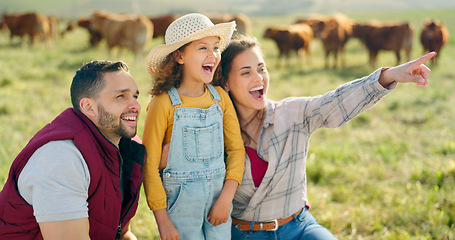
[{"xmin": 1, "ymin": 9, "xmax": 454, "ymax": 239}]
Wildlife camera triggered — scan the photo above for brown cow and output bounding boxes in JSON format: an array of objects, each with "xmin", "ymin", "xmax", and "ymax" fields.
[
  {"xmin": 2, "ymin": 12, "xmax": 50, "ymax": 46},
  {"xmin": 60, "ymin": 18, "xmax": 103, "ymax": 47},
  {"xmin": 420, "ymin": 19, "xmax": 449, "ymax": 66},
  {"xmin": 352, "ymin": 21, "xmax": 413, "ymax": 68},
  {"xmin": 296, "ymin": 13, "xmax": 352, "ymax": 69},
  {"xmin": 231, "ymin": 14, "xmax": 251, "ymax": 36},
  {"xmin": 263, "ymin": 23, "xmax": 313, "ymax": 67},
  {"xmin": 78, "ymin": 18, "xmax": 103, "ymax": 47},
  {"xmin": 90, "ymin": 11, "xmax": 154, "ymax": 61},
  {"xmin": 149, "ymin": 14, "xmax": 179, "ymax": 40},
  {"xmin": 77, "ymin": 18, "xmax": 103, "ymax": 47},
  {"xmin": 295, "ymin": 14, "xmax": 326, "ymax": 38}
]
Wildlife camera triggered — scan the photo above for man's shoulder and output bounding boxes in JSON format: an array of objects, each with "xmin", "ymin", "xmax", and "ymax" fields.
[
  {"xmin": 36, "ymin": 139, "xmax": 79, "ymax": 153},
  {"xmin": 30, "ymin": 140, "xmax": 85, "ymax": 166}
]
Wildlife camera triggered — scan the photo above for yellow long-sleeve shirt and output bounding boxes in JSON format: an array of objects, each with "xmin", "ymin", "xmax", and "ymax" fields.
[{"xmin": 142, "ymin": 85, "xmax": 245, "ymax": 211}]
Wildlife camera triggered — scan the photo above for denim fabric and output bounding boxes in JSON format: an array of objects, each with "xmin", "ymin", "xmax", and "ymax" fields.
[
  {"xmin": 231, "ymin": 207, "xmax": 337, "ymax": 240},
  {"xmin": 163, "ymin": 85, "xmax": 231, "ymax": 240}
]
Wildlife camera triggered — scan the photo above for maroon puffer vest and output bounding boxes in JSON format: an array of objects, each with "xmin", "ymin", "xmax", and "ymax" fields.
[{"xmin": 0, "ymin": 108, "xmax": 145, "ymax": 240}]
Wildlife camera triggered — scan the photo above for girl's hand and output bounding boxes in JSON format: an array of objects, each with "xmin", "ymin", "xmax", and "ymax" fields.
[
  {"xmin": 379, "ymin": 52, "xmax": 436, "ymax": 88},
  {"xmin": 207, "ymin": 197, "xmax": 231, "ymax": 226},
  {"xmin": 154, "ymin": 209, "xmax": 180, "ymax": 240}
]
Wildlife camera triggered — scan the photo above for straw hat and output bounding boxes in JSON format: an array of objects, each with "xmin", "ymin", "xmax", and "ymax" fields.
[{"xmin": 145, "ymin": 13, "xmax": 236, "ymax": 76}]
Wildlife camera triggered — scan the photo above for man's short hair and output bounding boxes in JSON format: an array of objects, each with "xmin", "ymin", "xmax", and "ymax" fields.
[{"xmin": 70, "ymin": 60, "xmax": 129, "ymax": 110}]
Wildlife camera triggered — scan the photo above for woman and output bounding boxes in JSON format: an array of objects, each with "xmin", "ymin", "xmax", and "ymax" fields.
[{"xmin": 212, "ymin": 34, "xmax": 435, "ymax": 239}]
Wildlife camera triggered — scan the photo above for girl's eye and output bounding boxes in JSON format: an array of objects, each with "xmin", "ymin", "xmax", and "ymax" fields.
[
  {"xmin": 200, "ymin": 47, "xmax": 207, "ymax": 50},
  {"xmin": 116, "ymin": 94, "xmax": 124, "ymax": 99},
  {"xmin": 241, "ymin": 71, "xmax": 250, "ymax": 76}
]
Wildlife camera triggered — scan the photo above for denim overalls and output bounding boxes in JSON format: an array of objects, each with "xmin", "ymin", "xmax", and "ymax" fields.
[{"xmin": 163, "ymin": 84, "xmax": 231, "ymax": 239}]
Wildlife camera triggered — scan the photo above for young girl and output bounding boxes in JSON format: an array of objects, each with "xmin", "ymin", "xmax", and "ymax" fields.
[
  {"xmin": 212, "ymin": 34, "xmax": 435, "ymax": 239},
  {"xmin": 142, "ymin": 13, "xmax": 245, "ymax": 240}
]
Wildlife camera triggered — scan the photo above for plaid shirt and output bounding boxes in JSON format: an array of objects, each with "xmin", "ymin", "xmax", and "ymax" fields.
[{"xmin": 232, "ymin": 68, "xmax": 395, "ymax": 221}]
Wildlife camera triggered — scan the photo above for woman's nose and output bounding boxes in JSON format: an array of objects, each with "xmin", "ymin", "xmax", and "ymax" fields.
[{"xmin": 253, "ymin": 71, "xmax": 263, "ymax": 83}]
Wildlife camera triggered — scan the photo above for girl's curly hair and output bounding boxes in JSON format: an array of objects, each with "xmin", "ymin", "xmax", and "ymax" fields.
[{"xmin": 149, "ymin": 45, "xmax": 188, "ymax": 96}]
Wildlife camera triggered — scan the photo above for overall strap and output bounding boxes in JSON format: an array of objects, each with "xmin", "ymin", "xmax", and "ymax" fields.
[
  {"xmin": 167, "ymin": 87, "xmax": 182, "ymax": 107},
  {"xmin": 206, "ymin": 84, "xmax": 221, "ymax": 102}
]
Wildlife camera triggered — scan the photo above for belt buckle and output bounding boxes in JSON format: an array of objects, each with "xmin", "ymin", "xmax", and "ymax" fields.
[{"xmin": 265, "ymin": 219, "xmax": 279, "ymax": 231}]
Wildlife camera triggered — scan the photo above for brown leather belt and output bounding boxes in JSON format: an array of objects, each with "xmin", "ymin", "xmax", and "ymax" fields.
[{"xmin": 232, "ymin": 209, "xmax": 303, "ymax": 231}]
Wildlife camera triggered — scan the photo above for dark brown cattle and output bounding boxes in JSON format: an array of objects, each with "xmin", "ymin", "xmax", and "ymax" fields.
[
  {"xmin": 78, "ymin": 18, "xmax": 103, "ymax": 47},
  {"xmin": 352, "ymin": 21, "xmax": 413, "ymax": 68},
  {"xmin": 2, "ymin": 12, "xmax": 50, "ymax": 46},
  {"xmin": 420, "ymin": 19, "xmax": 449, "ymax": 66},
  {"xmin": 149, "ymin": 14, "xmax": 179, "ymax": 39},
  {"xmin": 60, "ymin": 18, "xmax": 103, "ymax": 47},
  {"xmin": 263, "ymin": 23, "xmax": 313, "ymax": 67},
  {"xmin": 296, "ymin": 13, "xmax": 352, "ymax": 68},
  {"xmin": 90, "ymin": 11, "xmax": 154, "ymax": 61}
]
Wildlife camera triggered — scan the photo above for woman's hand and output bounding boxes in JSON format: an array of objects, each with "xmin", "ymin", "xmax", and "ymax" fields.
[{"xmin": 379, "ymin": 52, "xmax": 436, "ymax": 88}]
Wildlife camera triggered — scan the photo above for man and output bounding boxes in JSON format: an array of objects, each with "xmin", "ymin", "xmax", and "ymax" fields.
[{"xmin": 0, "ymin": 60, "xmax": 145, "ymax": 240}]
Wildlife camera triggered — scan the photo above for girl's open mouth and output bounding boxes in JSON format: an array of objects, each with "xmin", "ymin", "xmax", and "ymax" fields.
[{"xmin": 202, "ymin": 64, "xmax": 214, "ymax": 73}]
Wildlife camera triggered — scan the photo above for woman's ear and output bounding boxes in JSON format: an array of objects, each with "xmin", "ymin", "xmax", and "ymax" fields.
[
  {"xmin": 224, "ymin": 82, "xmax": 230, "ymax": 91},
  {"xmin": 79, "ymin": 98, "xmax": 96, "ymax": 118}
]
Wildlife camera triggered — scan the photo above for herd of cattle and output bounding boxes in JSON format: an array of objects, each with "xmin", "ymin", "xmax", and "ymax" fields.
[
  {"xmin": 266, "ymin": 13, "xmax": 449, "ymax": 68},
  {"xmin": 0, "ymin": 11, "xmax": 449, "ymax": 67}
]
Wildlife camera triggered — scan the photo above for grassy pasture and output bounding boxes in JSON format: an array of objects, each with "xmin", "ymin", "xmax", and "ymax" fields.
[{"xmin": 1, "ymin": 9, "xmax": 455, "ymax": 239}]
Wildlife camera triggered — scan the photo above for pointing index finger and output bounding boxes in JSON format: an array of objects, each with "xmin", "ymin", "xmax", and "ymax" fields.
[{"xmin": 414, "ymin": 52, "xmax": 437, "ymax": 66}]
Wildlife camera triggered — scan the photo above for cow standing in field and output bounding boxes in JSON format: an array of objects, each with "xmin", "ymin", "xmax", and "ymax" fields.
[
  {"xmin": 60, "ymin": 18, "xmax": 103, "ymax": 47},
  {"xmin": 296, "ymin": 13, "xmax": 352, "ymax": 69},
  {"xmin": 295, "ymin": 15, "xmax": 326, "ymax": 39},
  {"xmin": 78, "ymin": 18, "xmax": 103, "ymax": 47},
  {"xmin": 352, "ymin": 21, "xmax": 413, "ymax": 68},
  {"xmin": 1, "ymin": 12, "xmax": 50, "ymax": 46},
  {"xmin": 90, "ymin": 11, "xmax": 154, "ymax": 62},
  {"xmin": 263, "ymin": 23, "xmax": 313, "ymax": 68},
  {"xmin": 149, "ymin": 14, "xmax": 179, "ymax": 40},
  {"xmin": 420, "ymin": 19, "xmax": 449, "ymax": 66},
  {"xmin": 232, "ymin": 14, "xmax": 251, "ymax": 36}
]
